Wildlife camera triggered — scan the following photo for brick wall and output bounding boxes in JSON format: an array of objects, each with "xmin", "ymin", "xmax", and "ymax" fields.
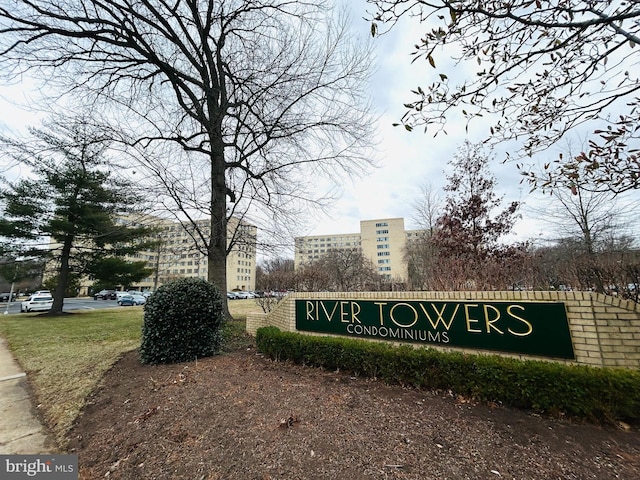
[{"xmin": 246, "ymin": 291, "xmax": 640, "ymax": 369}]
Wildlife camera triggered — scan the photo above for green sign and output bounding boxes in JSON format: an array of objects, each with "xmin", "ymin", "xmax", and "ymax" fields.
[{"xmin": 295, "ymin": 299, "xmax": 574, "ymax": 359}]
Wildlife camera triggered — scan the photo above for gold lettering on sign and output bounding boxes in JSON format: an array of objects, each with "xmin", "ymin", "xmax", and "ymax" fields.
[
  {"xmin": 305, "ymin": 300, "xmax": 316, "ymax": 321},
  {"xmin": 320, "ymin": 301, "xmax": 340, "ymax": 322},
  {"xmin": 374, "ymin": 302, "xmax": 387, "ymax": 326},
  {"xmin": 483, "ymin": 304, "xmax": 504, "ymax": 334},
  {"xmin": 506, "ymin": 304, "xmax": 533, "ymax": 337},
  {"xmin": 340, "ymin": 301, "xmax": 350, "ymax": 323},
  {"xmin": 464, "ymin": 304, "xmax": 482, "ymax": 333},
  {"xmin": 389, "ymin": 303, "xmax": 418, "ymax": 328},
  {"xmin": 420, "ymin": 303, "xmax": 458, "ymax": 330},
  {"xmin": 351, "ymin": 301, "xmax": 362, "ymax": 324}
]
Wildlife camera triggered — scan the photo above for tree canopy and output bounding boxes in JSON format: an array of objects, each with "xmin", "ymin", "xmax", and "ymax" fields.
[
  {"xmin": 0, "ymin": 117, "xmax": 156, "ymax": 313},
  {"xmin": 428, "ymin": 141, "xmax": 525, "ymax": 290},
  {"xmin": 369, "ymin": 0, "xmax": 640, "ymax": 192},
  {"xmin": 0, "ymin": 0, "xmax": 376, "ymax": 294}
]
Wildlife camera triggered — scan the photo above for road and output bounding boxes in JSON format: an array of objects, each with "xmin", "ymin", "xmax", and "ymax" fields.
[{"xmin": 1, "ymin": 297, "xmax": 125, "ymax": 315}]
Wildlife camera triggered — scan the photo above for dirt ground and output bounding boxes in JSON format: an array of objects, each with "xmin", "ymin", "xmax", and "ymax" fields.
[{"xmin": 68, "ymin": 346, "xmax": 640, "ymax": 480}]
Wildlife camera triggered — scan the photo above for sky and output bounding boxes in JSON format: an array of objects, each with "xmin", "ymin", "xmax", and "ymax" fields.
[
  {"xmin": 296, "ymin": 1, "xmax": 544, "ymax": 240},
  {"xmin": 299, "ymin": 0, "xmax": 640, "ymax": 246},
  {"xmin": 1, "ymin": 0, "xmax": 638, "ymax": 253}
]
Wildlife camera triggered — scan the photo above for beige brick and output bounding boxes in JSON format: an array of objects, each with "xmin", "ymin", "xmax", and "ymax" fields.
[
  {"xmin": 599, "ymin": 338, "xmax": 623, "ymax": 346},
  {"xmin": 572, "ymin": 331, "xmax": 598, "ymax": 339},
  {"xmin": 601, "ymin": 352, "xmax": 626, "ymax": 359},
  {"xmin": 602, "ymin": 319, "xmax": 632, "ymax": 328},
  {"xmin": 615, "ymin": 345, "xmax": 640, "ymax": 353},
  {"xmin": 567, "ymin": 306, "xmax": 593, "ymax": 314},
  {"xmin": 579, "ymin": 344, "xmax": 602, "ymax": 352},
  {"xmin": 616, "ymin": 359, "xmax": 640, "ymax": 368},
  {"xmin": 583, "ymin": 358, "xmax": 604, "ymax": 367},
  {"xmin": 598, "ymin": 327, "xmax": 622, "ymax": 334},
  {"xmin": 585, "ymin": 350, "xmax": 603, "ymax": 358}
]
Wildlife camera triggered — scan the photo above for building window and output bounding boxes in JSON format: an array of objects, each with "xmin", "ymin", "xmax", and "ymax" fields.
[
  {"xmin": 376, "ymin": 244, "xmax": 389, "ymax": 249},
  {"xmin": 375, "ymin": 222, "xmax": 388, "ymax": 227}
]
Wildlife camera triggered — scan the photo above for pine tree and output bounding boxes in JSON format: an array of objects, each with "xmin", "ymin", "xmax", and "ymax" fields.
[{"xmin": 0, "ymin": 117, "xmax": 156, "ymax": 314}]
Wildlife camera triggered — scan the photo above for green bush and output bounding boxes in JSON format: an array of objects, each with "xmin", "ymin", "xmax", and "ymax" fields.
[
  {"xmin": 255, "ymin": 327, "xmax": 640, "ymax": 423},
  {"xmin": 140, "ymin": 278, "xmax": 225, "ymax": 364}
]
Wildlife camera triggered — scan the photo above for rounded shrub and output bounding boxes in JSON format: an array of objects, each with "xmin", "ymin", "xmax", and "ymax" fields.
[{"xmin": 140, "ymin": 277, "xmax": 225, "ymax": 364}]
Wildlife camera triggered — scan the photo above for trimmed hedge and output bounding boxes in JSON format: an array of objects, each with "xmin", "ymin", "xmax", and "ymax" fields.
[
  {"xmin": 140, "ymin": 278, "xmax": 225, "ymax": 364},
  {"xmin": 255, "ymin": 326, "xmax": 640, "ymax": 422}
]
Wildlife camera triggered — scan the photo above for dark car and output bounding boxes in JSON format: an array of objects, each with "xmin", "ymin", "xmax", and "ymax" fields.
[
  {"xmin": 94, "ymin": 289, "xmax": 117, "ymax": 300},
  {"xmin": 0, "ymin": 292, "xmax": 17, "ymax": 302}
]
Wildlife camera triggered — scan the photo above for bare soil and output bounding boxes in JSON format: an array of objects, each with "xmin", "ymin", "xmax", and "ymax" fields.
[{"xmin": 68, "ymin": 346, "xmax": 640, "ymax": 480}]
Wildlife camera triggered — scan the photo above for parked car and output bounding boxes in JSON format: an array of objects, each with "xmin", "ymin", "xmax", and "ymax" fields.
[
  {"xmin": 227, "ymin": 291, "xmax": 239, "ymax": 300},
  {"xmin": 118, "ymin": 294, "xmax": 146, "ymax": 306},
  {"xmin": 33, "ymin": 290, "xmax": 51, "ymax": 296},
  {"xmin": 117, "ymin": 295, "xmax": 136, "ymax": 306},
  {"xmin": 20, "ymin": 295, "xmax": 53, "ymax": 313},
  {"xmin": 94, "ymin": 289, "xmax": 117, "ymax": 300},
  {"xmin": 0, "ymin": 292, "xmax": 17, "ymax": 302},
  {"xmin": 130, "ymin": 294, "xmax": 146, "ymax": 305}
]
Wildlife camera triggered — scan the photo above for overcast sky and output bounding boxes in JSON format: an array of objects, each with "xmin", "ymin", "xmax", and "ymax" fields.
[
  {"xmin": 1, "ymin": 0, "xmax": 638, "ymax": 251},
  {"xmin": 302, "ymin": 0, "xmax": 640, "ymax": 245},
  {"xmin": 300, "ymin": 1, "xmax": 544, "ymax": 239}
]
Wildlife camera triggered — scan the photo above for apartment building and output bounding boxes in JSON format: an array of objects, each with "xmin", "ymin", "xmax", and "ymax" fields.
[
  {"xmin": 67, "ymin": 214, "xmax": 257, "ymax": 294},
  {"xmin": 132, "ymin": 215, "xmax": 257, "ymax": 292},
  {"xmin": 294, "ymin": 218, "xmax": 424, "ymax": 282}
]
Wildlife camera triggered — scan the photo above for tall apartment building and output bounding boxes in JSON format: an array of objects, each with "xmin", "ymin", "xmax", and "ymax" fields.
[
  {"xmin": 133, "ymin": 215, "xmax": 257, "ymax": 292},
  {"xmin": 294, "ymin": 218, "xmax": 424, "ymax": 282},
  {"xmin": 69, "ymin": 215, "xmax": 257, "ymax": 294}
]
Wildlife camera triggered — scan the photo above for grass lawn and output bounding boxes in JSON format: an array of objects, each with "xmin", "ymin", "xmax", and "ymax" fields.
[{"xmin": 0, "ymin": 299, "xmax": 260, "ymax": 450}]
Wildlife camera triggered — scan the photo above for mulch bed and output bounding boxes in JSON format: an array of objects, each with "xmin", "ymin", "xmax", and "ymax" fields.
[{"xmin": 68, "ymin": 347, "xmax": 640, "ymax": 479}]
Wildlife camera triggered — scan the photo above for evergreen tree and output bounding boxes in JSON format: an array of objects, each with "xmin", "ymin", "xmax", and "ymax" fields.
[{"xmin": 0, "ymin": 116, "xmax": 156, "ymax": 314}]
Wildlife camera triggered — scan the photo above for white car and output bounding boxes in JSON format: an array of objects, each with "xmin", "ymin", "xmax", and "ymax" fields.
[{"xmin": 20, "ymin": 295, "xmax": 53, "ymax": 313}]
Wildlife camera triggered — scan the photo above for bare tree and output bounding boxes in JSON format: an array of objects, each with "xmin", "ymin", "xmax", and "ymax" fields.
[
  {"xmin": 256, "ymin": 257, "xmax": 295, "ymax": 292},
  {"xmin": 369, "ymin": 0, "xmax": 640, "ymax": 192},
  {"xmin": 294, "ymin": 248, "xmax": 379, "ymax": 292},
  {"xmin": 411, "ymin": 182, "xmax": 442, "ymax": 235},
  {"xmin": 0, "ymin": 1, "xmax": 376, "ymax": 294},
  {"xmin": 405, "ymin": 182, "xmax": 443, "ymax": 289},
  {"xmin": 533, "ymin": 185, "xmax": 629, "ymax": 256},
  {"xmin": 315, "ymin": 248, "xmax": 380, "ymax": 291},
  {"xmin": 528, "ymin": 137, "xmax": 637, "ymax": 257}
]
